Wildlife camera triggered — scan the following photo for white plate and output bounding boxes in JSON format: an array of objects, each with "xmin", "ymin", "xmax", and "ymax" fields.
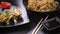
[{"xmin": 0, "ymin": 0, "xmax": 30, "ymax": 27}]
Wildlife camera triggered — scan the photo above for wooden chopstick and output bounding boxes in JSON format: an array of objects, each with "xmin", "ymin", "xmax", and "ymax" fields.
[
  {"xmin": 34, "ymin": 24, "xmax": 42, "ymax": 34},
  {"xmin": 32, "ymin": 15, "xmax": 49, "ymax": 34},
  {"xmin": 32, "ymin": 18, "xmax": 43, "ymax": 34},
  {"xmin": 34, "ymin": 15, "xmax": 49, "ymax": 34}
]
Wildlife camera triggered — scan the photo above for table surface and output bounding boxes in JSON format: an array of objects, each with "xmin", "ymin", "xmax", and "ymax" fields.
[
  {"xmin": 0, "ymin": 10, "xmax": 60, "ymax": 34},
  {"xmin": 0, "ymin": 0, "xmax": 60, "ymax": 34}
]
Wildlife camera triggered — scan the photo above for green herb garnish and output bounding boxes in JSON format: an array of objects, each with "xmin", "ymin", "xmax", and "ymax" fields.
[{"xmin": 37, "ymin": 5, "xmax": 41, "ymax": 10}]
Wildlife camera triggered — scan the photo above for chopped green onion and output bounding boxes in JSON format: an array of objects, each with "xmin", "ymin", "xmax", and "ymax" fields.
[{"xmin": 37, "ymin": 5, "xmax": 41, "ymax": 10}]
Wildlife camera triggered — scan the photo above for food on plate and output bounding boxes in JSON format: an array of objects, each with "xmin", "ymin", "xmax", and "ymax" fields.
[
  {"xmin": 6, "ymin": 10, "xmax": 13, "ymax": 20},
  {"xmin": 0, "ymin": 10, "xmax": 13, "ymax": 25},
  {"xmin": 1, "ymin": 2, "xmax": 11, "ymax": 9},
  {"xmin": 13, "ymin": 7, "xmax": 23, "ymax": 22},
  {"xmin": 0, "ymin": 7, "xmax": 23, "ymax": 25},
  {"xmin": 0, "ymin": 13, "xmax": 6, "ymax": 22},
  {"xmin": 0, "ymin": 12, "xmax": 7, "ymax": 26},
  {"xmin": 13, "ymin": 7, "xmax": 21, "ymax": 16},
  {"xmin": 27, "ymin": 0, "xmax": 58, "ymax": 12}
]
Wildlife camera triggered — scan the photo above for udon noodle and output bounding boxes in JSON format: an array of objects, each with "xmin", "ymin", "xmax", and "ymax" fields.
[{"xmin": 27, "ymin": 0, "xmax": 58, "ymax": 12}]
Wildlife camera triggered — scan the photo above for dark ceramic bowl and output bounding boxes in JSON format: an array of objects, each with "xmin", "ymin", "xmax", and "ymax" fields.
[{"xmin": 23, "ymin": 0, "xmax": 60, "ymax": 17}]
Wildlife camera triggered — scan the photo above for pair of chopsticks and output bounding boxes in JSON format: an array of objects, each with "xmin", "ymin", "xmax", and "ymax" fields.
[{"xmin": 32, "ymin": 15, "xmax": 49, "ymax": 34}]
